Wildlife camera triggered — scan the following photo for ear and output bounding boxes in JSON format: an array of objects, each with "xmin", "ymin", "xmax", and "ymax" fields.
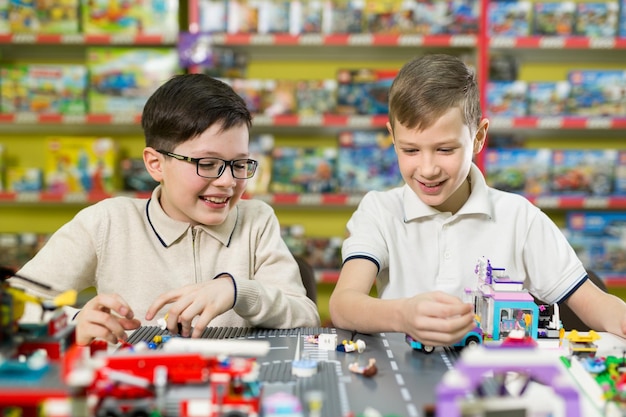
[
  {"xmin": 473, "ymin": 118, "xmax": 489, "ymax": 154},
  {"xmin": 143, "ymin": 147, "xmax": 164, "ymax": 183},
  {"xmin": 386, "ymin": 121, "xmax": 394, "ymax": 144}
]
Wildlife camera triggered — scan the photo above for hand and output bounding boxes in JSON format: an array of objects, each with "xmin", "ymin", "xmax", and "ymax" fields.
[
  {"xmin": 75, "ymin": 293, "xmax": 141, "ymax": 346},
  {"xmin": 145, "ymin": 275, "xmax": 235, "ymax": 338},
  {"xmin": 402, "ymin": 291, "xmax": 476, "ymax": 346}
]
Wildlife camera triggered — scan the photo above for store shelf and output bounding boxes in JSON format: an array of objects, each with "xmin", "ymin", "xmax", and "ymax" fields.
[
  {"xmin": 490, "ymin": 36, "xmax": 626, "ymax": 50},
  {"xmin": 205, "ymin": 33, "xmax": 477, "ymax": 47},
  {"xmin": 0, "ymin": 113, "xmax": 392, "ymax": 131},
  {"xmin": 0, "ymin": 113, "xmax": 143, "ymax": 125},
  {"xmin": 0, "ymin": 33, "xmax": 177, "ymax": 45},
  {"xmin": 526, "ymin": 196, "xmax": 626, "ymax": 210},
  {"xmin": 2, "ymin": 191, "xmax": 626, "ymax": 211},
  {"xmin": 489, "ymin": 116, "xmax": 626, "ymax": 131}
]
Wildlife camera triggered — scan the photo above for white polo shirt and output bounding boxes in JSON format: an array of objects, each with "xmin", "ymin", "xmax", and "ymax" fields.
[{"xmin": 342, "ymin": 164, "xmax": 587, "ymax": 305}]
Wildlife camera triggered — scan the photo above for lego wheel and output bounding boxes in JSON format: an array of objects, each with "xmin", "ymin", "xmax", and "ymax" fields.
[
  {"xmin": 422, "ymin": 345, "xmax": 435, "ymax": 354},
  {"xmin": 464, "ymin": 336, "xmax": 481, "ymax": 348}
]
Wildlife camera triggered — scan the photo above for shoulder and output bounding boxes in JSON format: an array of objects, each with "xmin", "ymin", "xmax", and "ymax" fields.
[
  {"xmin": 75, "ymin": 195, "xmax": 147, "ymax": 219},
  {"xmin": 236, "ymin": 198, "xmax": 278, "ymax": 222},
  {"xmin": 486, "ymin": 187, "xmax": 543, "ymax": 223},
  {"xmin": 360, "ymin": 186, "xmax": 404, "ymax": 208}
]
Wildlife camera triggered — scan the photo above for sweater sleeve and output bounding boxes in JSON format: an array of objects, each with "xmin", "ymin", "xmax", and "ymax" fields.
[
  {"xmin": 11, "ymin": 205, "xmax": 100, "ymax": 322},
  {"xmin": 231, "ymin": 202, "xmax": 321, "ymax": 328}
]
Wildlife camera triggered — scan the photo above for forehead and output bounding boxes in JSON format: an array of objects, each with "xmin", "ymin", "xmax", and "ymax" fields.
[{"xmin": 392, "ymin": 108, "xmax": 472, "ymax": 143}]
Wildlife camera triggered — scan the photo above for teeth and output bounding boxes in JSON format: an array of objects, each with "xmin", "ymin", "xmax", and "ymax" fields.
[{"xmin": 204, "ymin": 197, "xmax": 228, "ymax": 203}]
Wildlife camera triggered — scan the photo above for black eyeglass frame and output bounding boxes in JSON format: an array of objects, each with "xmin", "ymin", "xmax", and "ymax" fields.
[{"xmin": 156, "ymin": 150, "xmax": 258, "ymax": 179}]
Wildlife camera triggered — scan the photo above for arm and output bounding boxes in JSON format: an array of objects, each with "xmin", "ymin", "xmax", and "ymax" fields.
[
  {"xmin": 145, "ymin": 203, "xmax": 320, "ymax": 336},
  {"xmin": 232, "ymin": 203, "xmax": 320, "ymax": 328},
  {"xmin": 329, "ymin": 258, "xmax": 475, "ymax": 346},
  {"xmin": 565, "ymin": 279, "xmax": 626, "ymax": 337}
]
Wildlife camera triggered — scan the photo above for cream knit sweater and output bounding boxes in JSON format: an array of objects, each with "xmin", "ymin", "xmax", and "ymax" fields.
[{"xmin": 13, "ymin": 186, "xmax": 320, "ymax": 329}]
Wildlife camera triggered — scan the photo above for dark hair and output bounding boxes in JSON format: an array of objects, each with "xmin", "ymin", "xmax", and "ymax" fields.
[
  {"xmin": 141, "ymin": 74, "xmax": 252, "ymax": 150},
  {"xmin": 388, "ymin": 54, "xmax": 481, "ymax": 133}
]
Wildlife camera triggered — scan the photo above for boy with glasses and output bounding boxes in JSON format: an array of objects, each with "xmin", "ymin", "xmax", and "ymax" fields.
[{"xmin": 12, "ymin": 74, "xmax": 320, "ymax": 345}]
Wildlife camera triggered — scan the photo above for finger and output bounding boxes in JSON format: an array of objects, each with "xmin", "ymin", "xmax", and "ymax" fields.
[
  {"xmin": 145, "ymin": 290, "xmax": 183, "ymax": 321},
  {"xmin": 76, "ymin": 321, "xmax": 118, "ymax": 345},
  {"xmin": 179, "ymin": 318, "xmax": 193, "ymax": 338},
  {"xmin": 191, "ymin": 311, "xmax": 215, "ymax": 338},
  {"xmin": 177, "ymin": 302, "xmax": 204, "ymax": 338},
  {"xmin": 83, "ymin": 310, "xmax": 133, "ymax": 343},
  {"xmin": 431, "ymin": 291, "xmax": 470, "ymax": 305},
  {"xmin": 86, "ymin": 293, "xmax": 135, "ymax": 320},
  {"xmin": 119, "ymin": 317, "xmax": 142, "ymax": 331}
]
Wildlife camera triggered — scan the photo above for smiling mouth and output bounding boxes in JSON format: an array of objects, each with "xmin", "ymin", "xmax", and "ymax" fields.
[
  {"xmin": 201, "ymin": 196, "xmax": 229, "ymax": 204},
  {"xmin": 421, "ymin": 180, "xmax": 444, "ymax": 188}
]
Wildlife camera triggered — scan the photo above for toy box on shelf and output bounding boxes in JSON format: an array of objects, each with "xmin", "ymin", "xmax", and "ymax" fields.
[
  {"xmin": 245, "ymin": 134, "xmax": 274, "ymax": 196},
  {"xmin": 485, "ymin": 148, "xmax": 551, "ymax": 196},
  {"xmin": 9, "ymin": 0, "xmax": 80, "ymax": 33},
  {"xmin": 257, "ymin": 0, "xmax": 292, "ymax": 34},
  {"xmin": 411, "ymin": 0, "xmax": 479, "ymax": 35},
  {"xmin": 281, "ymin": 224, "xmax": 343, "ymax": 271},
  {"xmin": 565, "ymin": 211, "xmax": 626, "ymax": 284},
  {"xmin": 550, "ymin": 149, "xmax": 617, "ymax": 196},
  {"xmin": 295, "ymin": 79, "xmax": 337, "ymax": 116},
  {"xmin": 486, "ymin": 80, "xmax": 528, "ymax": 117},
  {"xmin": 197, "ymin": 0, "xmax": 228, "ymax": 32},
  {"xmin": 574, "ymin": 1, "xmax": 618, "ymax": 37},
  {"xmin": 44, "ymin": 136, "xmax": 118, "ymax": 194},
  {"xmin": 567, "ymin": 70, "xmax": 626, "ymax": 117},
  {"xmin": 81, "ymin": 0, "xmax": 179, "ymax": 36},
  {"xmin": 533, "ymin": 1, "xmax": 576, "ymax": 36},
  {"xmin": 527, "ymin": 81, "xmax": 570, "ymax": 116},
  {"xmin": 178, "ymin": 33, "xmax": 249, "ymax": 78},
  {"xmin": 616, "ymin": 150, "xmax": 626, "ymax": 195},
  {"xmin": 336, "ymin": 68, "xmax": 397, "ymax": 116},
  {"xmin": 0, "ymin": 233, "xmax": 48, "ymax": 271},
  {"xmin": 0, "ymin": 143, "xmax": 4, "ymax": 191},
  {"xmin": 7, "ymin": 167, "xmax": 44, "ymax": 192},
  {"xmin": 119, "ymin": 157, "xmax": 159, "ymax": 193},
  {"xmin": 270, "ymin": 146, "xmax": 338, "ymax": 193},
  {"xmin": 87, "ymin": 47, "xmax": 180, "ymax": 115},
  {"xmin": 336, "ymin": 130, "xmax": 402, "ymax": 194},
  {"xmin": 227, "ymin": 0, "xmax": 263, "ymax": 33},
  {"xmin": 0, "ymin": 64, "xmax": 88, "ymax": 115},
  {"xmin": 487, "ymin": 0, "xmax": 531, "ymax": 36},
  {"xmin": 328, "ymin": 0, "xmax": 364, "ymax": 33},
  {"xmin": 291, "ymin": 0, "xmax": 325, "ymax": 34}
]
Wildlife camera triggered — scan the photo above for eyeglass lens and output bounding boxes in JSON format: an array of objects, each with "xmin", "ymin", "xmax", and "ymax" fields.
[{"xmin": 197, "ymin": 158, "xmax": 256, "ymax": 179}]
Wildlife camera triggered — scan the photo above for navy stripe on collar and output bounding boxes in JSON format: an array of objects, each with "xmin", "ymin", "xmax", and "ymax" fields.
[{"xmin": 146, "ymin": 198, "xmax": 167, "ymax": 248}]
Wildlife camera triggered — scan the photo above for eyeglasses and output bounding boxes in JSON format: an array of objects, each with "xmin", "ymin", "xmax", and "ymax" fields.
[{"xmin": 156, "ymin": 150, "xmax": 258, "ymax": 179}]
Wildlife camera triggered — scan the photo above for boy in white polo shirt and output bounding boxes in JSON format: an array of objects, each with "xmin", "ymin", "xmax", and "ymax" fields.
[
  {"xmin": 12, "ymin": 74, "xmax": 320, "ymax": 345},
  {"xmin": 329, "ymin": 54, "xmax": 626, "ymax": 346}
]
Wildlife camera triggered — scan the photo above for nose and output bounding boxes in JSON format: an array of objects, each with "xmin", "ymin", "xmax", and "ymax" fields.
[
  {"xmin": 418, "ymin": 152, "xmax": 440, "ymax": 179},
  {"xmin": 213, "ymin": 163, "xmax": 237, "ymax": 186}
]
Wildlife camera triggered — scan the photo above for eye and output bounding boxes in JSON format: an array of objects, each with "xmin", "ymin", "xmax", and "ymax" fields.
[
  {"xmin": 198, "ymin": 159, "xmax": 219, "ymax": 169},
  {"xmin": 233, "ymin": 161, "xmax": 248, "ymax": 170}
]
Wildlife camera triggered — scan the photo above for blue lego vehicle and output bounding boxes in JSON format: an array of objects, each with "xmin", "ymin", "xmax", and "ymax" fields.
[{"xmin": 406, "ymin": 326, "xmax": 484, "ymax": 354}]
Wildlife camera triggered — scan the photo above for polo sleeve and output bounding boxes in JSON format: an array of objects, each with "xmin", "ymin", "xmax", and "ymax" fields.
[{"xmin": 523, "ymin": 210, "xmax": 587, "ymax": 304}]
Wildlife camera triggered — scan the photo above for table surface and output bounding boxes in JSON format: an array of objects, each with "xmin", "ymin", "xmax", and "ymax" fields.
[
  {"xmin": 127, "ymin": 326, "xmax": 626, "ymax": 417},
  {"xmin": 3, "ymin": 326, "xmax": 626, "ymax": 416}
]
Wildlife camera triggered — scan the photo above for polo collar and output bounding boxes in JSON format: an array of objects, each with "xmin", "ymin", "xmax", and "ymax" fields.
[
  {"xmin": 403, "ymin": 163, "xmax": 493, "ymax": 221},
  {"xmin": 146, "ymin": 185, "xmax": 238, "ymax": 247}
]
